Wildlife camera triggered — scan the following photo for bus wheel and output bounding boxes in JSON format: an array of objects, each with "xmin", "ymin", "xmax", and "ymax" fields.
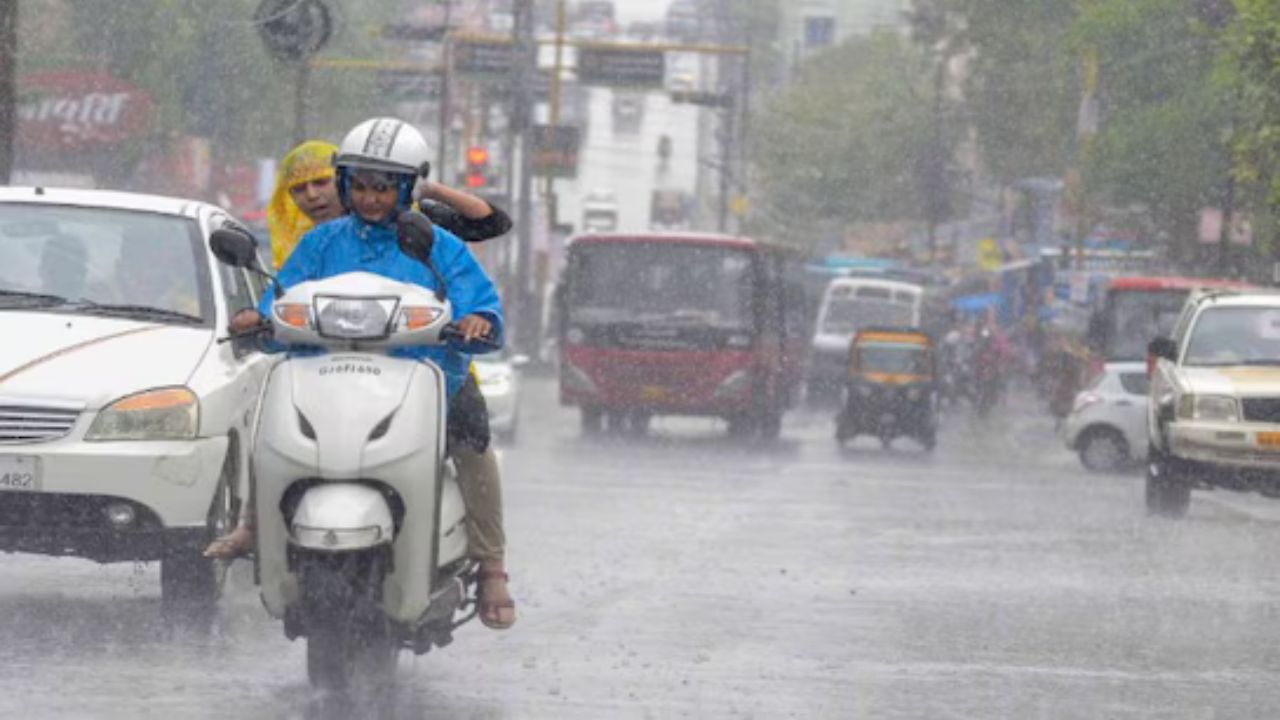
[
  {"xmin": 727, "ymin": 415, "xmax": 756, "ymax": 437},
  {"xmin": 628, "ymin": 412, "xmax": 651, "ymax": 436},
  {"xmin": 581, "ymin": 408, "xmax": 603, "ymax": 435},
  {"xmin": 757, "ymin": 411, "xmax": 782, "ymax": 440}
]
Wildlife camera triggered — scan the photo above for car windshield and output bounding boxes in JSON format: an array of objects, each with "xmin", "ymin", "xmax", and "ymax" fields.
[
  {"xmin": 0, "ymin": 204, "xmax": 210, "ymax": 323},
  {"xmin": 858, "ymin": 343, "xmax": 929, "ymax": 375},
  {"xmin": 568, "ymin": 242, "xmax": 754, "ymax": 328},
  {"xmin": 1183, "ymin": 307, "xmax": 1280, "ymax": 367}
]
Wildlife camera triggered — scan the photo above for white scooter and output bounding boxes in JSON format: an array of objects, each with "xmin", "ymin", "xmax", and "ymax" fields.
[{"xmin": 210, "ymin": 221, "xmax": 486, "ymax": 690}]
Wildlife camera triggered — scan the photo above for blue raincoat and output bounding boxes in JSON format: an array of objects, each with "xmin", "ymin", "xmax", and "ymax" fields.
[{"xmin": 258, "ymin": 214, "xmax": 504, "ymax": 398}]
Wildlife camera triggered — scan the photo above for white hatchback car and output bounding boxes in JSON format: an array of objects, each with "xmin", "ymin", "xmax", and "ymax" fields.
[
  {"xmin": 0, "ymin": 187, "xmax": 270, "ymax": 616},
  {"xmin": 474, "ymin": 350, "xmax": 529, "ymax": 443},
  {"xmin": 1063, "ymin": 361, "xmax": 1150, "ymax": 472}
]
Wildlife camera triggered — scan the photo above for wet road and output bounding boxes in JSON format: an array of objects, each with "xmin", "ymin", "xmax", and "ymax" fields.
[{"xmin": 5, "ymin": 378, "xmax": 1280, "ymax": 718}]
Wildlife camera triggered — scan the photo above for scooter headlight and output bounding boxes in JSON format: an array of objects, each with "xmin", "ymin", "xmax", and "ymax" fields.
[{"xmin": 314, "ymin": 296, "xmax": 397, "ymax": 340}]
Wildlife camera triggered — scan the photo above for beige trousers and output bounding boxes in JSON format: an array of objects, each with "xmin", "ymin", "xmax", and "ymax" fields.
[{"xmin": 452, "ymin": 444, "xmax": 506, "ymax": 563}]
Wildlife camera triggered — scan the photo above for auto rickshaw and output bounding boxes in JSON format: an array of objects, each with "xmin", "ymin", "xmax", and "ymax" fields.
[{"xmin": 836, "ymin": 327, "xmax": 938, "ymax": 450}]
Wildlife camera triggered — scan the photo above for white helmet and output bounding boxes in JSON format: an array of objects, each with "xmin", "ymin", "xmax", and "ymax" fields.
[{"xmin": 333, "ymin": 117, "xmax": 432, "ymax": 215}]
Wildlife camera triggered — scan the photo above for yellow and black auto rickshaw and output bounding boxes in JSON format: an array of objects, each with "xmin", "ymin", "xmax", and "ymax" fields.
[{"xmin": 836, "ymin": 327, "xmax": 938, "ymax": 450}]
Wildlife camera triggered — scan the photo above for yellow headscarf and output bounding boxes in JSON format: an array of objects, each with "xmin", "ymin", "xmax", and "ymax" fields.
[{"xmin": 267, "ymin": 140, "xmax": 338, "ymax": 269}]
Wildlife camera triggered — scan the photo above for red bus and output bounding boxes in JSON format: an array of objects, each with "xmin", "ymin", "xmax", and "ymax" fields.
[
  {"xmin": 1087, "ymin": 276, "xmax": 1254, "ymax": 364},
  {"xmin": 556, "ymin": 232, "xmax": 809, "ymax": 438}
]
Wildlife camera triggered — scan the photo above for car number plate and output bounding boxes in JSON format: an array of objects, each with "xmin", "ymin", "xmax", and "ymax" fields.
[
  {"xmin": 1258, "ymin": 432, "xmax": 1280, "ymax": 448},
  {"xmin": 0, "ymin": 455, "xmax": 42, "ymax": 491}
]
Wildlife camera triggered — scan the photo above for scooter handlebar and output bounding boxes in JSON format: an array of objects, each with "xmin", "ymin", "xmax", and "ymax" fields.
[{"xmin": 440, "ymin": 323, "xmax": 500, "ymax": 349}]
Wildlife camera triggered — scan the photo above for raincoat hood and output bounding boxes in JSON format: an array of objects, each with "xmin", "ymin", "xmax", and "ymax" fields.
[{"xmin": 267, "ymin": 140, "xmax": 338, "ymax": 270}]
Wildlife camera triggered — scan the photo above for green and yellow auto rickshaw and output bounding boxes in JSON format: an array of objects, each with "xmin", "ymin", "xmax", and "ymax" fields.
[{"xmin": 836, "ymin": 327, "xmax": 938, "ymax": 450}]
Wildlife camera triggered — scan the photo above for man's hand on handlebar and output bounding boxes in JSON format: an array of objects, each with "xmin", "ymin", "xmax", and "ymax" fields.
[
  {"xmin": 456, "ymin": 314, "xmax": 493, "ymax": 343},
  {"xmin": 229, "ymin": 308, "xmax": 265, "ymax": 334}
]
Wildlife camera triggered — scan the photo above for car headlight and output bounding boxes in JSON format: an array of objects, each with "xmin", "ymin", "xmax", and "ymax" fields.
[
  {"xmin": 86, "ymin": 387, "xmax": 199, "ymax": 441},
  {"xmin": 478, "ymin": 369, "xmax": 513, "ymax": 396},
  {"xmin": 314, "ymin": 296, "xmax": 397, "ymax": 339},
  {"xmin": 1178, "ymin": 394, "xmax": 1239, "ymax": 422}
]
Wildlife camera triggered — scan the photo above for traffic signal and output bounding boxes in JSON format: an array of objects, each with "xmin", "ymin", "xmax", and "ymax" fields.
[{"xmin": 464, "ymin": 146, "xmax": 489, "ymax": 189}]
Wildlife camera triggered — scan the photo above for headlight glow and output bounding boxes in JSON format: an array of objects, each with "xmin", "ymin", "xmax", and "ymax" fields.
[
  {"xmin": 86, "ymin": 387, "xmax": 199, "ymax": 441},
  {"xmin": 315, "ymin": 296, "xmax": 396, "ymax": 339}
]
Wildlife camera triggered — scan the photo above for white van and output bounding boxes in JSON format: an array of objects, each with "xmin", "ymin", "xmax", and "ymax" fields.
[{"xmin": 808, "ymin": 277, "xmax": 924, "ymax": 395}]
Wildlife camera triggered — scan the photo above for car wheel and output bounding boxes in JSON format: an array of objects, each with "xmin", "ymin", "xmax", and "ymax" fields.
[
  {"xmin": 1145, "ymin": 449, "xmax": 1191, "ymax": 518},
  {"xmin": 1079, "ymin": 427, "xmax": 1129, "ymax": 473},
  {"xmin": 161, "ymin": 454, "xmax": 237, "ymax": 625}
]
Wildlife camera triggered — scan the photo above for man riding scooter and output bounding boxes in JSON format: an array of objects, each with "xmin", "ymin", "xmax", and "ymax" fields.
[{"xmin": 218, "ymin": 117, "xmax": 515, "ymax": 629}]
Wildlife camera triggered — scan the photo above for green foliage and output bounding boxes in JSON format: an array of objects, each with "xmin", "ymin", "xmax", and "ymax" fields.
[
  {"xmin": 1228, "ymin": 0, "xmax": 1280, "ymax": 212},
  {"xmin": 1073, "ymin": 0, "xmax": 1233, "ymax": 258},
  {"xmin": 954, "ymin": 0, "xmax": 1080, "ymax": 185},
  {"xmin": 749, "ymin": 33, "xmax": 957, "ymax": 246}
]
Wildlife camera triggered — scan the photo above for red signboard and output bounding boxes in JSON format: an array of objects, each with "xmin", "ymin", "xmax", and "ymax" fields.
[{"xmin": 17, "ymin": 71, "xmax": 153, "ymax": 151}]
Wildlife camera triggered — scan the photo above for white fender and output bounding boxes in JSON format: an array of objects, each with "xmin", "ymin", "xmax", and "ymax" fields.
[{"xmin": 290, "ymin": 483, "xmax": 394, "ymax": 551}]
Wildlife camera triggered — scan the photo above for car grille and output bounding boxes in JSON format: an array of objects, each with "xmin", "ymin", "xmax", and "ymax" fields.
[
  {"xmin": 0, "ymin": 405, "xmax": 80, "ymax": 443},
  {"xmin": 1242, "ymin": 398, "xmax": 1280, "ymax": 423}
]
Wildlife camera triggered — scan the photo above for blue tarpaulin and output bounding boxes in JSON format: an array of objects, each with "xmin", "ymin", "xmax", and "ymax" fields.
[{"xmin": 950, "ymin": 293, "xmax": 1000, "ymax": 313}]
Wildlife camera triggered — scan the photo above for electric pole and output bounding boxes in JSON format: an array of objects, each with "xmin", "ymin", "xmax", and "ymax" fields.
[
  {"xmin": 0, "ymin": 0, "xmax": 17, "ymax": 184},
  {"xmin": 513, "ymin": 0, "xmax": 537, "ymax": 354}
]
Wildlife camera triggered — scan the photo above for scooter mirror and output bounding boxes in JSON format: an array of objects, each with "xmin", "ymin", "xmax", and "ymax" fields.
[
  {"xmin": 396, "ymin": 211, "xmax": 448, "ymax": 301},
  {"xmin": 396, "ymin": 211, "xmax": 436, "ymax": 265},
  {"xmin": 210, "ymin": 227, "xmax": 261, "ymax": 270}
]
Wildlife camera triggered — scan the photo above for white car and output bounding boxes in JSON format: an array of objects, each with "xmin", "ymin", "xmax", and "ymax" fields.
[
  {"xmin": 474, "ymin": 350, "xmax": 528, "ymax": 443},
  {"xmin": 1147, "ymin": 289, "xmax": 1280, "ymax": 517},
  {"xmin": 1063, "ymin": 361, "xmax": 1149, "ymax": 472},
  {"xmin": 0, "ymin": 187, "xmax": 270, "ymax": 616}
]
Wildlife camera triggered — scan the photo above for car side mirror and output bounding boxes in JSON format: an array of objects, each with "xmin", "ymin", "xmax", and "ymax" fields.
[
  {"xmin": 210, "ymin": 227, "xmax": 283, "ymax": 297},
  {"xmin": 1148, "ymin": 337, "xmax": 1177, "ymax": 362},
  {"xmin": 210, "ymin": 227, "xmax": 260, "ymax": 270},
  {"xmin": 1147, "ymin": 336, "xmax": 1177, "ymax": 376}
]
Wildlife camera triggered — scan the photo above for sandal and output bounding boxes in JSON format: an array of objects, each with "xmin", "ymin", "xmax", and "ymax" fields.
[
  {"xmin": 203, "ymin": 526, "xmax": 254, "ymax": 560},
  {"xmin": 477, "ymin": 570, "xmax": 517, "ymax": 630}
]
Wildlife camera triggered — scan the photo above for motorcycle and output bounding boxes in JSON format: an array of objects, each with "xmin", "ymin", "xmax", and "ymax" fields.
[{"xmin": 209, "ymin": 220, "xmax": 487, "ymax": 690}]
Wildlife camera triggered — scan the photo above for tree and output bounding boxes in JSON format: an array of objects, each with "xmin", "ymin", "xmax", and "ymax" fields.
[
  {"xmin": 1071, "ymin": 0, "xmax": 1234, "ymax": 264},
  {"xmin": 1227, "ymin": 0, "xmax": 1280, "ymax": 213},
  {"xmin": 749, "ymin": 33, "xmax": 959, "ymax": 252},
  {"xmin": 953, "ymin": 0, "xmax": 1080, "ymax": 187}
]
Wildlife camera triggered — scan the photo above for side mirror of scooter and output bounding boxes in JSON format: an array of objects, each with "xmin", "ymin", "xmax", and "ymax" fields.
[
  {"xmin": 396, "ymin": 211, "xmax": 448, "ymax": 301},
  {"xmin": 210, "ymin": 227, "xmax": 284, "ymax": 297}
]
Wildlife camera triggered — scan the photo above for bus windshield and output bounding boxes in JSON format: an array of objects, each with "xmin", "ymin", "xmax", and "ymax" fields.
[
  {"xmin": 567, "ymin": 242, "xmax": 754, "ymax": 327},
  {"xmin": 1105, "ymin": 289, "xmax": 1189, "ymax": 360}
]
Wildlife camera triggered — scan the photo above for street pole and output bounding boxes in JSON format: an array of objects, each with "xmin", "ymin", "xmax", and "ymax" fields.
[
  {"xmin": 436, "ymin": 0, "xmax": 453, "ymax": 184},
  {"xmin": 292, "ymin": 61, "xmax": 310, "ymax": 144},
  {"xmin": 0, "ymin": 0, "xmax": 15, "ymax": 184},
  {"xmin": 513, "ymin": 0, "xmax": 537, "ymax": 355}
]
